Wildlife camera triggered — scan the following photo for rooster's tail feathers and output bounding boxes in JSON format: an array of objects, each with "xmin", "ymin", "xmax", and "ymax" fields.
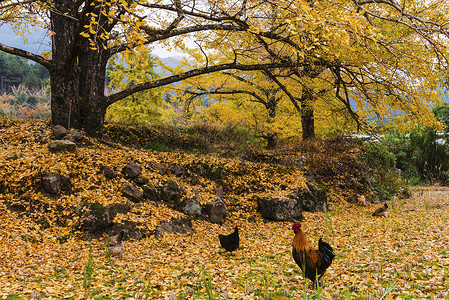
[{"xmin": 318, "ymin": 238, "xmax": 335, "ymax": 266}]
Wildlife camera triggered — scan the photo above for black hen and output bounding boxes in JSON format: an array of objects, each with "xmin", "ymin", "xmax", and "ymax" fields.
[{"xmin": 218, "ymin": 226, "xmax": 239, "ymax": 253}]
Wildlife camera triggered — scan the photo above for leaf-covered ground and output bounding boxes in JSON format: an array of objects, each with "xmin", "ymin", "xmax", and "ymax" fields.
[{"xmin": 0, "ymin": 120, "xmax": 448, "ymax": 299}]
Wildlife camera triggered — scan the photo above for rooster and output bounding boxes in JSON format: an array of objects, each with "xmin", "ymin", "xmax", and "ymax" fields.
[
  {"xmin": 107, "ymin": 230, "xmax": 125, "ymax": 258},
  {"xmin": 372, "ymin": 203, "xmax": 388, "ymax": 217},
  {"xmin": 292, "ymin": 222, "xmax": 334, "ymax": 287},
  {"xmin": 219, "ymin": 226, "xmax": 239, "ymax": 253}
]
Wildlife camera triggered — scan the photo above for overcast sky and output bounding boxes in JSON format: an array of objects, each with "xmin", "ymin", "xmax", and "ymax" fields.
[{"xmin": 0, "ymin": 24, "xmax": 183, "ymax": 58}]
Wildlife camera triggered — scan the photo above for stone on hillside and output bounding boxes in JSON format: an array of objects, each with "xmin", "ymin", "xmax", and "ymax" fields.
[
  {"xmin": 41, "ymin": 173, "xmax": 70, "ymax": 195},
  {"xmin": 76, "ymin": 202, "xmax": 133, "ymax": 233},
  {"xmin": 122, "ymin": 182, "xmax": 144, "ymax": 203},
  {"xmin": 205, "ymin": 198, "xmax": 227, "ymax": 223},
  {"xmin": 134, "ymin": 176, "xmax": 149, "ymax": 185},
  {"xmin": 122, "ymin": 162, "xmax": 141, "ymax": 179},
  {"xmin": 179, "ymin": 196, "xmax": 202, "ymax": 217},
  {"xmin": 159, "ymin": 179, "xmax": 186, "ymax": 205},
  {"xmin": 42, "ymin": 172, "xmax": 61, "ymax": 194},
  {"xmin": 52, "ymin": 125, "xmax": 68, "ymax": 139},
  {"xmin": 155, "ymin": 218, "xmax": 194, "ymax": 238},
  {"xmin": 68, "ymin": 129, "xmax": 84, "ymax": 141},
  {"xmin": 142, "ymin": 183, "xmax": 159, "ymax": 201},
  {"xmin": 298, "ymin": 182, "xmax": 328, "ymax": 212},
  {"xmin": 110, "ymin": 222, "xmax": 144, "ymax": 240},
  {"xmin": 107, "ymin": 202, "xmax": 131, "ymax": 219},
  {"xmin": 257, "ymin": 196, "xmax": 303, "ymax": 221},
  {"xmin": 47, "ymin": 140, "xmax": 77, "ymax": 152},
  {"xmin": 76, "ymin": 202, "xmax": 112, "ymax": 232},
  {"xmin": 100, "ymin": 165, "xmax": 116, "ymax": 179},
  {"xmin": 169, "ymin": 165, "xmax": 187, "ymax": 177},
  {"xmin": 148, "ymin": 161, "xmax": 168, "ymax": 174}
]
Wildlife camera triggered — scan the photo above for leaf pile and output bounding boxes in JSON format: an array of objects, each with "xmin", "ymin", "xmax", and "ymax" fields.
[{"xmin": 0, "ymin": 120, "xmax": 448, "ymax": 299}]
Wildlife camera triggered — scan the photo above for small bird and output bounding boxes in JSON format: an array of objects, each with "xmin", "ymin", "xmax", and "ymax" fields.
[
  {"xmin": 372, "ymin": 203, "xmax": 388, "ymax": 217},
  {"xmin": 218, "ymin": 226, "xmax": 239, "ymax": 253},
  {"xmin": 292, "ymin": 222, "xmax": 335, "ymax": 288},
  {"xmin": 107, "ymin": 230, "xmax": 125, "ymax": 258}
]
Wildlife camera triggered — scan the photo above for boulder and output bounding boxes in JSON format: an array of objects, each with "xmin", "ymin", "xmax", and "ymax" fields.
[
  {"xmin": 76, "ymin": 202, "xmax": 133, "ymax": 233},
  {"xmin": 76, "ymin": 202, "xmax": 112, "ymax": 233},
  {"xmin": 159, "ymin": 179, "xmax": 186, "ymax": 205},
  {"xmin": 155, "ymin": 218, "xmax": 194, "ymax": 238},
  {"xmin": 257, "ymin": 196, "xmax": 303, "ymax": 221},
  {"xmin": 47, "ymin": 140, "xmax": 77, "ymax": 152},
  {"xmin": 122, "ymin": 162, "xmax": 141, "ymax": 179},
  {"xmin": 107, "ymin": 202, "xmax": 131, "ymax": 219},
  {"xmin": 134, "ymin": 176, "xmax": 149, "ymax": 185},
  {"xmin": 42, "ymin": 172, "xmax": 61, "ymax": 194},
  {"xmin": 179, "ymin": 196, "xmax": 202, "ymax": 217},
  {"xmin": 110, "ymin": 221, "xmax": 144, "ymax": 240},
  {"xmin": 205, "ymin": 198, "xmax": 227, "ymax": 223},
  {"xmin": 41, "ymin": 173, "xmax": 71, "ymax": 194},
  {"xmin": 142, "ymin": 183, "xmax": 159, "ymax": 201},
  {"xmin": 68, "ymin": 129, "xmax": 84, "ymax": 141},
  {"xmin": 290, "ymin": 182, "xmax": 328, "ymax": 212},
  {"xmin": 100, "ymin": 165, "xmax": 116, "ymax": 179},
  {"xmin": 148, "ymin": 161, "xmax": 168, "ymax": 174},
  {"xmin": 121, "ymin": 182, "xmax": 144, "ymax": 203},
  {"xmin": 52, "ymin": 125, "xmax": 68, "ymax": 139},
  {"xmin": 169, "ymin": 165, "xmax": 187, "ymax": 177}
]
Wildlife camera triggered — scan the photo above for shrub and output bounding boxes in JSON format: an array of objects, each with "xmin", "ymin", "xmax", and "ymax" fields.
[{"xmin": 384, "ymin": 127, "xmax": 449, "ymax": 185}]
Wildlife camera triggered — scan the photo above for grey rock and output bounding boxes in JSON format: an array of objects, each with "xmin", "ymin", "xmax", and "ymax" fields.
[
  {"xmin": 169, "ymin": 165, "xmax": 187, "ymax": 176},
  {"xmin": 142, "ymin": 183, "xmax": 159, "ymax": 201},
  {"xmin": 205, "ymin": 198, "xmax": 227, "ymax": 223},
  {"xmin": 148, "ymin": 161, "xmax": 167, "ymax": 174},
  {"xmin": 155, "ymin": 218, "xmax": 194, "ymax": 238},
  {"xmin": 299, "ymin": 182, "xmax": 328, "ymax": 212},
  {"xmin": 159, "ymin": 179, "xmax": 186, "ymax": 205},
  {"xmin": 121, "ymin": 182, "xmax": 144, "ymax": 203},
  {"xmin": 42, "ymin": 172, "xmax": 61, "ymax": 194},
  {"xmin": 134, "ymin": 176, "xmax": 149, "ymax": 185},
  {"xmin": 47, "ymin": 140, "xmax": 77, "ymax": 152},
  {"xmin": 52, "ymin": 125, "xmax": 68, "ymax": 139},
  {"xmin": 76, "ymin": 202, "xmax": 112, "ymax": 233},
  {"xmin": 257, "ymin": 196, "xmax": 302, "ymax": 221},
  {"xmin": 68, "ymin": 129, "xmax": 84, "ymax": 141},
  {"xmin": 100, "ymin": 165, "xmax": 115, "ymax": 179},
  {"xmin": 180, "ymin": 196, "xmax": 202, "ymax": 217},
  {"xmin": 122, "ymin": 162, "xmax": 141, "ymax": 179},
  {"xmin": 107, "ymin": 202, "xmax": 131, "ymax": 219}
]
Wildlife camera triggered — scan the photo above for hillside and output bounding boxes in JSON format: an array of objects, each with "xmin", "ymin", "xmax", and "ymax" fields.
[{"xmin": 1, "ymin": 119, "xmax": 447, "ymax": 299}]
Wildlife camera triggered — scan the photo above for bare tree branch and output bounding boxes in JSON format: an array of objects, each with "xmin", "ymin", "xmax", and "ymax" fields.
[
  {"xmin": 106, "ymin": 61, "xmax": 290, "ymax": 105},
  {"xmin": 0, "ymin": 43, "xmax": 52, "ymax": 69}
]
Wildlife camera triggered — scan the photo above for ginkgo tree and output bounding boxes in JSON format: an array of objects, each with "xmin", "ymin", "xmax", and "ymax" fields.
[
  {"xmin": 0, "ymin": 0, "xmax": 289, "ymax": 136},
  {"xmin": 0, "ymin": 0, "xmax": 448, "ymax": 137},
  {"xmin": 105, "ymin": 47, "xmax": 166, "ymax": 125},
  {"xmin": 168, "ymin": 0, "xmax": 449, "ymax": 140}
]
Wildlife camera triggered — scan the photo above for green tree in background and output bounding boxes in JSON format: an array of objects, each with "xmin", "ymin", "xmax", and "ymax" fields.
[
  {"xmin": 106, "ymin": 50, "xmax": 165, "ymax": 125},
  {"xmin": 0, "ymin": 51, "xmax": 49, "ymax": 91}
]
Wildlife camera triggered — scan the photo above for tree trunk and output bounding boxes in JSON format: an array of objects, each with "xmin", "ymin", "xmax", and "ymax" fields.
[
  {"xmin": 50, "ymin": 2, "xmax": 109, "ymax": 137},
  {"xmin": 266, "ymin": 133, "xmax": 277, "ymax": 149},
  {"xmin": 301, "ymin": 88, "xmax": 315, "ymax": 140},
  {"xmin": 301, "ymin": 106, "xmax": 315, "ymax": 140}
]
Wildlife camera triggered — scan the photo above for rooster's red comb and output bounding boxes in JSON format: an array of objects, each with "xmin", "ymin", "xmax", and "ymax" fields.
[{"xmin": 292, "ymin": 222, "xmax": 301, "ymax": 230}]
